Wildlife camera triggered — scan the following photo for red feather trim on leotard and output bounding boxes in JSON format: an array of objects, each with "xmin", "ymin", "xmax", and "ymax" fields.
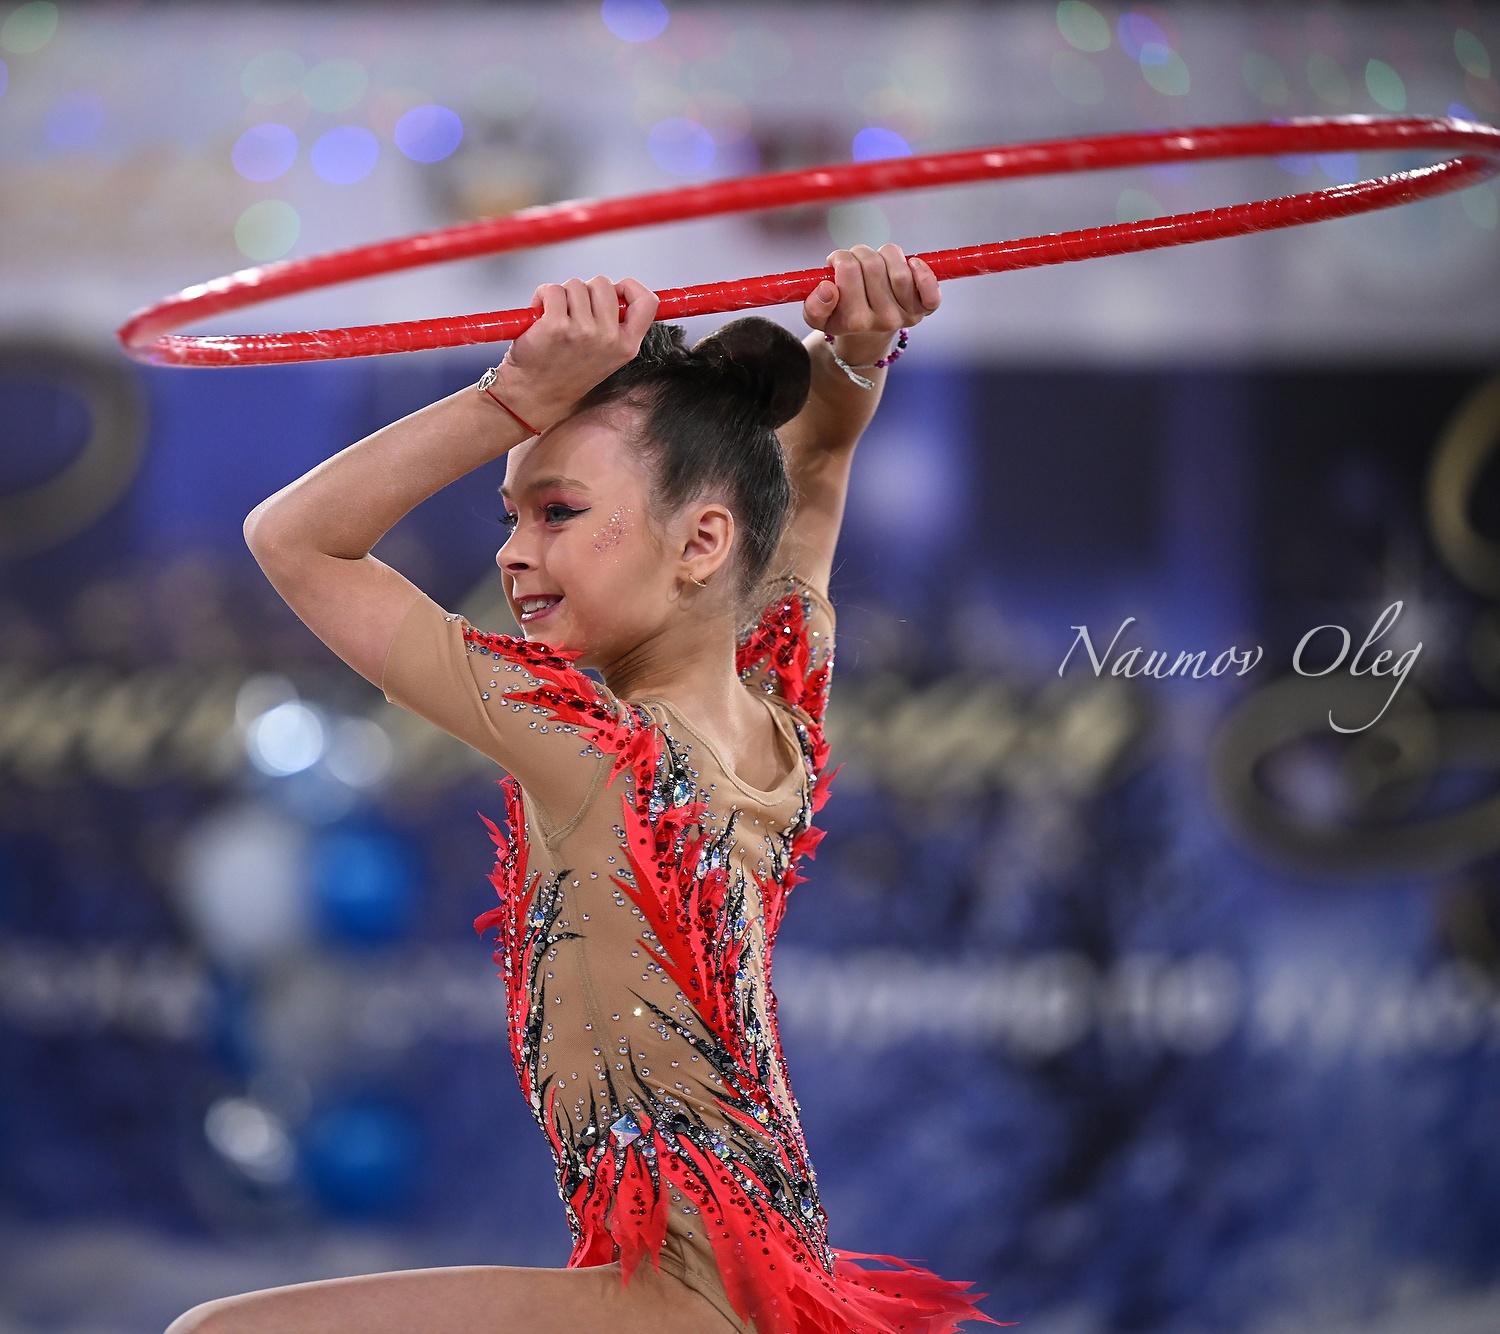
[{"xmin": 467, "ymin": 590, "xmax": 1009, "ymax": 1334}]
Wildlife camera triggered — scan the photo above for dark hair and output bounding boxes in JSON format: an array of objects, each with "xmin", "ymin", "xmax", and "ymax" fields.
[{"xmin": 570, "ymin": 316, "xmax": 811, "ymax": 610}]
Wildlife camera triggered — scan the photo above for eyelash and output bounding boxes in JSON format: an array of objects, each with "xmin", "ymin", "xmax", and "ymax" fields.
[{"xmin": 498, "ymin": 504, "xmax": 588, "ymax": 530}]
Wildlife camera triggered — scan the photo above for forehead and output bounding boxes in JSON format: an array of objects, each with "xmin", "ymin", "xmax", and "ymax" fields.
[{"xmin": 501, "ymin": 407, "xmax": 642, "ymax": 495}]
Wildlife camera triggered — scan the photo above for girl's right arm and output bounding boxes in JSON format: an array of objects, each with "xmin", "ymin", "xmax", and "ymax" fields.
[
  {"xmin": 770, "ymin": 244, "xmax": 940, "ymax": 601},
  {"xmin": 242, "ymin": 276, "xmax": 658, "ymax": 690}
]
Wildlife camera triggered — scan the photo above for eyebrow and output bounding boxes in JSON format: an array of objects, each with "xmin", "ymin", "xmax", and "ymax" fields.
[{"xmin": 498, "ymin": 474, "xmax": 593, "ymax": 499}]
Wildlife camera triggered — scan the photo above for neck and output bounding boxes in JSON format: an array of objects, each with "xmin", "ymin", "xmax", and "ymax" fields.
[{"xmin": 598, "ymin": 604, "xmax": 746, "ymax": 721}]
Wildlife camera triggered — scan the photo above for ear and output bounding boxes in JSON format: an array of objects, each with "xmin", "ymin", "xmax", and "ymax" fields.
[{"xmin": 677, "ymin": 500, "xmax": 735, "ymax": 584}]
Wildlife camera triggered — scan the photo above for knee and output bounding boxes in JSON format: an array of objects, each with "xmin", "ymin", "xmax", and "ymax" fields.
[{"xmin": 164, "ymin": 1297, "xmax": 235, "ymax": 1334}]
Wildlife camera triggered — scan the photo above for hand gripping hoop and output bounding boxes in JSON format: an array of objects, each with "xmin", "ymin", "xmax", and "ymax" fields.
[{"xmin": 116, "ymin": 116, "xmax": 1500, "ymax": 368}]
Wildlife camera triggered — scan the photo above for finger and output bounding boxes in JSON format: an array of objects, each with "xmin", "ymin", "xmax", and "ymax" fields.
[
  {"xmin": 534, "ymin": 283, "xmax": 567, "ymax": 325},
  {"xmin": 561, "ymin": 276, "xmax": 595, "ymax": 323},
  {"xmin": 586, "ymin": 274, "xmax": 617, "ymax": 329},
  {"xmin": 910, "ymin": 256, "xmax": 941, "ymax": 313},
  {"xmin": 854, "ymin": 243, "xmax": 905, "ymax": 330},
  {"xmin": 801, "ymin": 278, "xmax": 837, "ymax": 330},
  {"xmin": 616, "ymin": 277, "xmax": 660, "ymax": 347},
  {"xmin": 827, "ymin": 248, "xmax": 874, "ymax": 330},
  {"xmin": 804, "ymin": 278, "xmax": 838, "ymax": 321},
  {"xmin": 879, "ymin": 243, "xmax": 922, "ymax": 320}
]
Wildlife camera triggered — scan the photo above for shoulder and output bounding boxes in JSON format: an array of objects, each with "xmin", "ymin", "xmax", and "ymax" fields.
[
  {"xmin": 380, "ymin": 592, "xmax": 639, "ymax": 822},
  {"xmin": 459, "ymin": 622, "xmax": 631, "ymax": 733},
  {"xmin": 736, "ymin": 571, "xmax": 837, "ymax": 723},
  {"xmin": 741, "ymin": 571, "xmax": 836, "ymax": 629}
]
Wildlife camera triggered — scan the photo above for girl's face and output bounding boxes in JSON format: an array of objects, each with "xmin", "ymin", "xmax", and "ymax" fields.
[{"xmin": 496, "ymin": 407, "xmax": 685, "ymax": 668}]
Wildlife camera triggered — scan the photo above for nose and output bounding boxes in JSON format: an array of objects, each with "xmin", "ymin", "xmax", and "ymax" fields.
[{"xmin": 496, "ymin": 526, "xmax": 533, "ymax": 573}]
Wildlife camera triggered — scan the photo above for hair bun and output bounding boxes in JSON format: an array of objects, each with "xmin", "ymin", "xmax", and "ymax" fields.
[{"xmin": 691, "ymin": 316, "xmax": 811, "ymax": 430}]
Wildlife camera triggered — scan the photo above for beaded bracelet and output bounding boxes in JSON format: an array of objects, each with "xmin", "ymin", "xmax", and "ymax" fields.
[
  {"xmin": 823, "ymin": 328, "xmax": 908, "ymax": 390},
  {"xmin": 477, "ymin": 365, "xmax": 543, "ymax": 435}
]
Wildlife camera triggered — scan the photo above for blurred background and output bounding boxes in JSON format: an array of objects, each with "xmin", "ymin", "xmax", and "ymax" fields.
[{"xmin": 3, "ymin": 2, "xmax": 1500, "ymax": 1331}]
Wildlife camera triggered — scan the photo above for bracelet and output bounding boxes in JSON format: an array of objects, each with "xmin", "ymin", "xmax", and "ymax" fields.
[
  {"xmin": 477, "ymin": 366, "xmax": 542, "ymax": 435},
  {"xmin": 823, "ymin": 328, "xmax": 908, "ymax": 390}
]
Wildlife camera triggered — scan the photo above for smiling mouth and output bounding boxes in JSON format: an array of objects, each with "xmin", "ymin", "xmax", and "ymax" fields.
[{"xmin": 517, "ymin": 594, "xmax": 563, "ymax": 624}]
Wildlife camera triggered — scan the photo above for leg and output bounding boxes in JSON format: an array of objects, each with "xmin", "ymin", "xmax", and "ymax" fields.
[{"xmin": 164, "ymin": 1258, "xmax": 741, "ymax": 1334}]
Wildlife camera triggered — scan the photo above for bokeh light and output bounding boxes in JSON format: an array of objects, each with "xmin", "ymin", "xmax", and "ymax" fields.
[
  {"xmin": 174, "ymin": 802, "xmax": 310, "ymax": 971},
  {"xmin": 1307, "ymin": 52, "xmax": 1351, "ymax": 105},
  {"xmin": 1051, "ymin": 49, "xmax": 1105, "ymax": 105},
  {"xmin": 246, "ymin": 698, "xmax": 324, "ymax": 774},
  {"xmin": 1117, "ymin": 12, "xmax": 1170, "ymax": 64},
  {"xmin": 302, "ymin": 1099, "xmax": 421, "ymax": 1217},
  {"xmin": 852, "ymin": 126, "xmax": 912, "ymax": 162},
  {"xmin": 648, "ymin": 116, "xmax": 715, "ymax": 175},
  {"xmin": 303, "ymin": 57, "xmax": 368, "ymax": 114},
  {"xmin": 44, "ymin": 91, "xmax": 104, "ymax": 149},
  {"xmin": 1143, "ymin": 51, "xmax": 1190, "ymax": 94},
  {"xmin": 311, "ymin": 828, "xmax": 418, "ymax": 945},
  {"xmin": 324, "ymin": 717, "xmax": 394, "ymax": 788},
  {"xmin": 205, "ymin": 1097, "xmax": 295, "ymax": 1185},
  {"xmin": 1057, "ymin": 1, "xmax": 1110, "ymax": 53},
  {"xmin": 1242, "ymin": 52, "xmax": 1290, "ymax": 105},
  {"xmin": 235, "ymin": 673, "xmax": 296, "ymax": 728},
  {"xmin": 232, "ymin": 122, "xmax": 297, "ymax": 182},
  {"xmin": 242, "ymin": 50, "xmax": 305, "ymax": 105},
  {"xmin": 827, "ymin": 201, "xmax": 891, "ymax": 249},
  {"xmin": 601, "ymin": 0, "xmax": 669, "ymax": 44},
  {"xmin": 393, "ymin": 103, "xmax": 463, "ymax": 162},
  {"xmin": 1449, "ymin": 101, "xmax": 1477, "ymax": 121},
  {"xmin": 1365, "ymin": 59, "xmax": 1406, "ymax": 112},
  {"xmin": 234, "ymin": 200, "xmax": 299, "ymax": 261},
  {"xmin": 311, "ymin": 125, "xmax": 378, "ymax": 184},
  {"xmin": 1454, "ymin": 30, "xmax": 1490, "ymax": 80},
  {"xmin": 0, "ymin": 1, "xmax": 57, "ymax": 55}
]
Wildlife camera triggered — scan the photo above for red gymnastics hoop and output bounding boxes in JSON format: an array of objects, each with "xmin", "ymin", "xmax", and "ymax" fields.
[{"xmin": 117, "ymin": 115, "xmax": 1500, "ymax": 368}]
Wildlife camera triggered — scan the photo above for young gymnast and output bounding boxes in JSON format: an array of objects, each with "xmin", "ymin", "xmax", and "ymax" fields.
[{"xmin": 180, "ymin": 243, "xmax": 1000, "ymax": 1334}]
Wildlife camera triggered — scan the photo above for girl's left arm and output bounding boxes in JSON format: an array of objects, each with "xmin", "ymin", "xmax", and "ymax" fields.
[
  {"xmin": 770, "ymin": 244, "xmax": 940, "ymax": 601},
  {"xmin": 242, "ymin": 276, "xmax": 658, "ymax": 689}
]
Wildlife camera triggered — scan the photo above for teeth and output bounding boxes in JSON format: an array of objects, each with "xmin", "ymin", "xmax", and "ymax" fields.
[{"xmin": 519, "ymin": 596, "xmax": 560, "ymax": 614}]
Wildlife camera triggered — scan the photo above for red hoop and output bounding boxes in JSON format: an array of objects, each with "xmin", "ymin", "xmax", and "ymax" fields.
[{"xmin": 117, "ymin": 116, "xmax": 1500, "ymax": 368}]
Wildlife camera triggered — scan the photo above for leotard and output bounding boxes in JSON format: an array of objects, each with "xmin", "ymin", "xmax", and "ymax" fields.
[{"xmin": 380, "ymin": 572, "xmax": 1001, "ymax": 1334}]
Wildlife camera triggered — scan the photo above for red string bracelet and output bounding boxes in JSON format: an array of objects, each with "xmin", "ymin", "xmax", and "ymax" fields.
[{"xmin": 477, "ymin": 366, "xmax": 542, "ymax": 435}]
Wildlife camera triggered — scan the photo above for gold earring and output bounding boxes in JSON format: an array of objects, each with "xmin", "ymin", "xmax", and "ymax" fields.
[{"xmin": 690, "ymin": 575, "xmax": 707, "ymax": 588}]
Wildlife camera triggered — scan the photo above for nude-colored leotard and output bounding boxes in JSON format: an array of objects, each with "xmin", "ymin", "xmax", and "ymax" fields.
[{"xmin": 381, "ymin": 573, "xmax": 997, "ymax": 1334}]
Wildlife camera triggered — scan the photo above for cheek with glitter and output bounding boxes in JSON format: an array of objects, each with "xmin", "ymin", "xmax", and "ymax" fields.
[{"xmin": 593, "ymin": 506, "xmax": 630, "ymax": 555}]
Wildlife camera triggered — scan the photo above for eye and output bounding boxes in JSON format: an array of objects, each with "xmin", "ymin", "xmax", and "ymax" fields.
[
  {"xmin": 498, "ymin": 509, "xmax": 518, "ymax": 530},
  {"xmin": 544, "ymin": 504, "xmax": 589, "ymax": 524}
]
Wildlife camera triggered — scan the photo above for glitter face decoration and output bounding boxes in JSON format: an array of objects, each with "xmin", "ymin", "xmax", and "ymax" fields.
[{"xmin": 592, "ymin": 505, "xmax": 629, "ymax": 554}]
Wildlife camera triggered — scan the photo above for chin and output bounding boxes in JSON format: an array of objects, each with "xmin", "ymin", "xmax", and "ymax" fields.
[{"xmin": 523, "ymin": 617, "xmax": 586, "ymax": 658}]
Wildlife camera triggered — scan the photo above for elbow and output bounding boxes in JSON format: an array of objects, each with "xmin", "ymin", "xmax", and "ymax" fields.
[
  {"xmin": 242, "ymin": 502, "xmax": 263, "ymax": 551},
  {"xmin": 243, "ymin": 500, "xmax": 296, "ymax": 571},
  {"xmin": 242, "ymin": 501, "xmax": 273, "ymax": 561}
]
